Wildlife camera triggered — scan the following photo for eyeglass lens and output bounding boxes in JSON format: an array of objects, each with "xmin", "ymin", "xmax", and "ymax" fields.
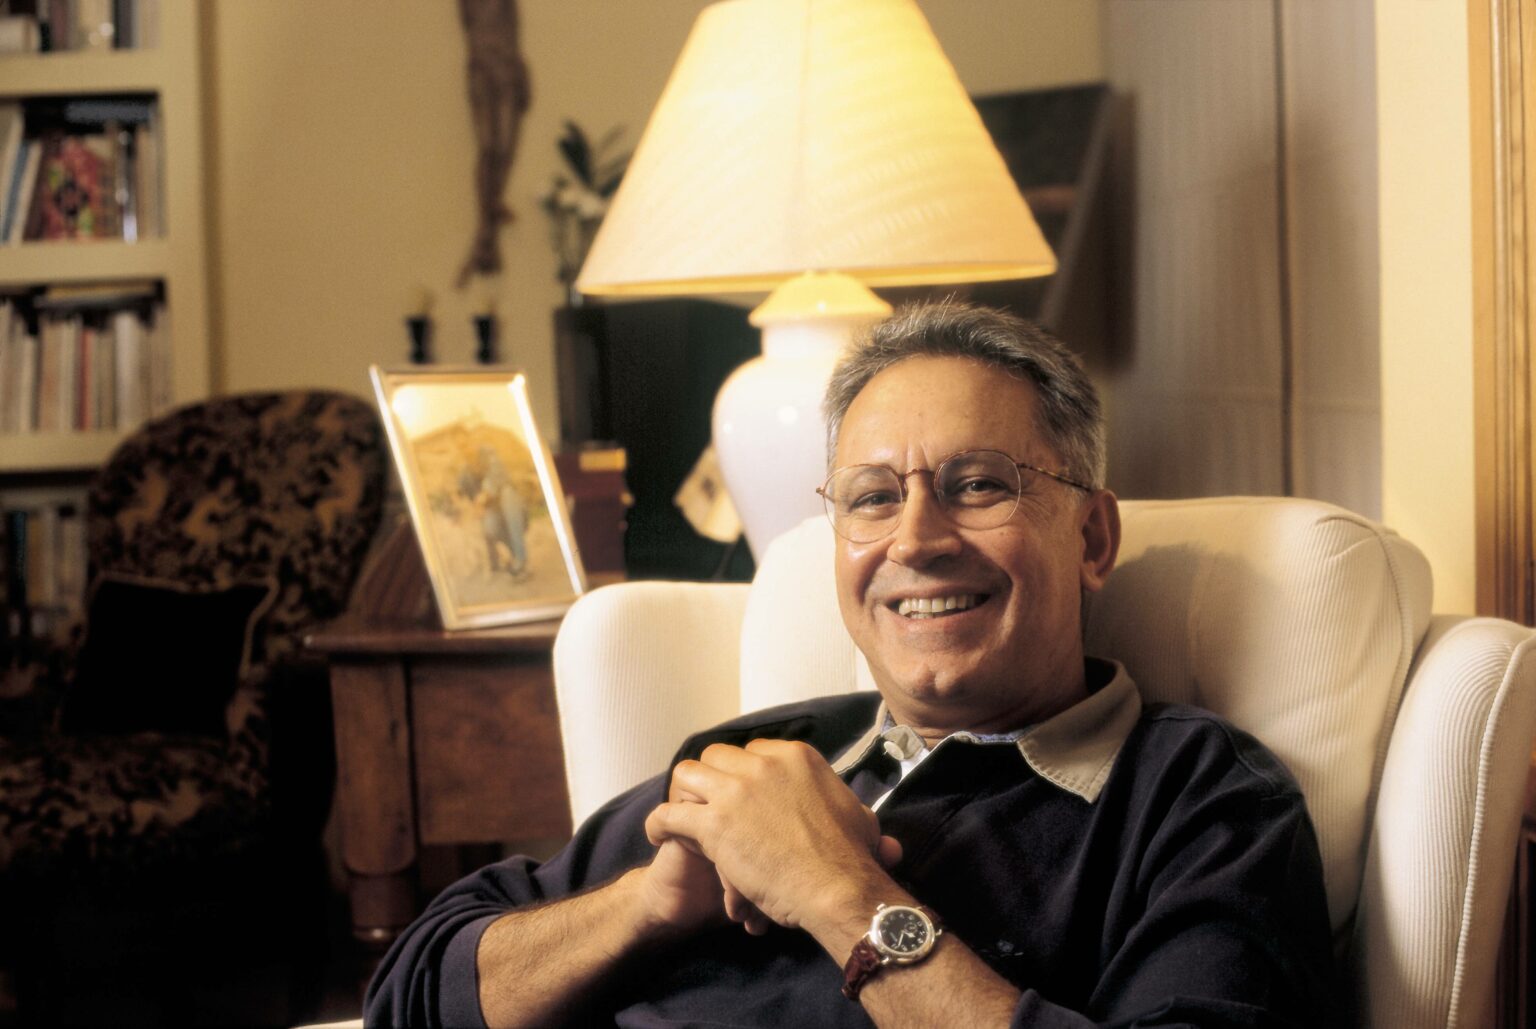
[{"xmin": 822, "ymin": 450, "xmax": 1024, "ymax": 543}]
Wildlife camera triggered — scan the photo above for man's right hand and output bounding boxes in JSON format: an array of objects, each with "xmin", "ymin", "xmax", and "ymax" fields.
[
  {"xmin": 637, "ymin": 772, "xmax": 772, "ymax": 935},
  {"xmin": 475, "ymin": 764, "xmax": 897, "ymax": 1027},
  {"xmin": 637, "ymin": 838, "xmax": 731, "ymax": 935},
  {"xmin": 641, "ymin": 751, "xmax": 904, "ymax": 940}
]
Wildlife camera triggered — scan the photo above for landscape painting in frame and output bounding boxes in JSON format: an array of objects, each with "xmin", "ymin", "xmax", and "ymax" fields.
[{"xmin": 371, "ymin": 366, "xmax": 588, "ymax": 629}]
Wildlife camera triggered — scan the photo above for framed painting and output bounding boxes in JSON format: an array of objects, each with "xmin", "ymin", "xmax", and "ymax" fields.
[{"xmin": 370, "ymin": 366, "xmax": 588, "ymax": 629}]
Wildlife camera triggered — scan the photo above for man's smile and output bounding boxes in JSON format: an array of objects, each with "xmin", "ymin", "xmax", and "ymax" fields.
[{"xmin": 892, "ymin": 593, "xmax": 990, "ymax": 619}]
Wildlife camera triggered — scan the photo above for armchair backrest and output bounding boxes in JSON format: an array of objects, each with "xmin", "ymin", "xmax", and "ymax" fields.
[
  {"xmin": 553, "ymin": 497, "xmax": 1536, "ymax": 1027},
  {"xmin": 89, "ymin": 390, "xmax": 387, "ymax": 664},
  {"xmin": 1086, "ymin": 498, "xmax": 1432, "ymax": 932}
]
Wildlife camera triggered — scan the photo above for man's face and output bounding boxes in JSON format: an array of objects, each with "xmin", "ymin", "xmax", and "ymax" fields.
[{"xmin": 832, "ymin": 355, "xmax": 1119, "ymax": 735}]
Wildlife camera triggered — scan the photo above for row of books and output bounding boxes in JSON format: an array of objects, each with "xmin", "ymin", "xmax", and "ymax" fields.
[
  {"xmin": 0, "ymin": 95, "xmax": 162, "ymax": 243},
  {"xmin": 0, "ymin": 0, "xmax": 160, "ymax": 54},
  {"xmin": 1, "ymin": 498, "xmax": 88, "ymax": 642},
  {"xmin": 0, "ymin": 282, "xmax": 170, "ymax": 435}
]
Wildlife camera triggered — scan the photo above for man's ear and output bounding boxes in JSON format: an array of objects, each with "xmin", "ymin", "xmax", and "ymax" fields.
[{"xmin": 1078, "ymin": 489, "xmax": 1120, "ymax": 593}]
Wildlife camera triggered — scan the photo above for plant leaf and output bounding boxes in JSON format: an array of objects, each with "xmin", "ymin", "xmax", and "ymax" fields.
[
  {"xmin": 595, "ymin": 153, "xmax": 631, "ymax": 194},
  {"xmin": 594, "ymin": 124, "xmax": 626, "ymax": 156},
  {"xmin": 558, "ymin": 121, "xmax": 593, "ymax": 184}
]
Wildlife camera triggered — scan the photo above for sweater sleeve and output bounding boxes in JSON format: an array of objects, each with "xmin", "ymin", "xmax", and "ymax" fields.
[
  {"xmin": 360, "ymin": 696, "xmax": 879, "ymax": 1028},
  {"xmin": 362, "ymin": 771, "xmax": 668, "ymax": 1029}
]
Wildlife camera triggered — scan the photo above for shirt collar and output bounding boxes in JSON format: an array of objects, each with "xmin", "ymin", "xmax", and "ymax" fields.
[{"xmin": 829, "ymin": 658, "xmax": 1142, "ymax": 803}]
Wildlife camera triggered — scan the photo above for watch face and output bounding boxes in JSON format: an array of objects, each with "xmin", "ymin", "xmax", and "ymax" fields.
[{"xmin": 874, "ymin": 906, "xmax": 932, "ymax": 958}]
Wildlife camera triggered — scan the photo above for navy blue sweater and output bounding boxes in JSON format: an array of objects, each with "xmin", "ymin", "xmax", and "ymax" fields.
[{"xmin": 366, "ymin": 692, "xmax": 1334, "ymax": 1027}]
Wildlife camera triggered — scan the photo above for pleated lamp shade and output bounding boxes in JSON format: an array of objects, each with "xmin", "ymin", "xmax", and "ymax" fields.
[{"xmin": 575, "ymin": 0, "xmax": 1057, "ymax": 297}]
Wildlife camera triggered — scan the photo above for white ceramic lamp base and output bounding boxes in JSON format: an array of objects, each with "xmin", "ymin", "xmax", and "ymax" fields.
[{"xmin": 712, "ymin": 272, "xmax": 891, "ymax": 557}]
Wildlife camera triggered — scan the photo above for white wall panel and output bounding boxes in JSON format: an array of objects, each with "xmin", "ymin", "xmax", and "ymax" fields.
[
  {"xmin": 1102, "ymin": 0, "xmax": 1284, "ymax": 499},
  {"xmin": 1280, "ymin": 0, "xmax": 1381, "ymax": 517},
  {"xmin": 1101, "ymin": 0, "xmax": 1381, "ymax": 517}
]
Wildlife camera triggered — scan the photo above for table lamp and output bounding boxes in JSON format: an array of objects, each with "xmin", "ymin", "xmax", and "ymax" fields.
[{"xmin": 576, "ymin": 0, "xmax": 1057, "ymax": 556}]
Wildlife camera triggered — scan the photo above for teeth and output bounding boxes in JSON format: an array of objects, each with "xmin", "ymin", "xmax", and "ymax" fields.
[{"xmin": 897, "ymin": 594, "xmax": 979, "ymax": 618}]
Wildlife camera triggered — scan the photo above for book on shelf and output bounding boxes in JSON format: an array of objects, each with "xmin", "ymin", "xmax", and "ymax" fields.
[
  {"xmin": 76, "ymin": 320, "xmax": 92, "ymax": 430},
  {"xmin": 36, "ymin": 313, "xmax": 67, "ymax": 432},
  {"xmin": 25, "ymin": 505, "xmax": 55, "ymax": 608},
  {"xmin": 34, "ymin": 277, "xmax": 156, "ymax": 309},
  {"xmin": 3, "ymin": 0, "xmax": 159, "ymax": 53},
  {"xmin": 45, "ymin": 0, "xmax": 68, "ymax": 53},
  {"xmin": 4, "ymin": 140, "xmax": 42, "ymax": 244},
  {"xmin": 0, "ymin": 15, "xmax": 42, "ymax": 54},
  {"xmin": 1, "ymin": 510, "xmax": 24, "ymax": 609},
  {"xmin": 89, "ymin": 320, "xmax": 115, "ymax": 428},
  {"xmin": 112, "ymin": 302, "xmax": 144, "ymax": 426},
  {"xmin": 0, "ymin": 285, "xmax": 165, "ymax": 434},
  {"xmin": 110, "ymin": 0, "xmax": 132, "ymax": 51},
  {"xmin": 26, "ymin": 132, "xmax": 114, "ymax": 241},
  {"xmin": 0, "ymin": 490, "xmax": 87, "ymax": 642},
  {"xmin": 0, "ymin": 103, "xmax": 35, "ymax": 243},
  {"xmin": 130, "ymin": 114, "xmax": 158, "ymax": 238},
  {"xmin": 0, "ymin": 310, "xmax": 40, "ymax": 435},
  {"xmin": 111, "ymin": 121, "xmax": 135, "ymax": 240},
  {"xmin": 10, "ymin": 95, "xmax": 158, "ymax": 243},
  {"xmin": 0, "ymin": 302, "xmax": 16, "ymax": 433},
  {"xmin": 74, "ymin": 0, "xmax": 113, "ymax": 51},
  {"xmin": 0, "ymin": 103, "xmax": 23, "ymax": 196}
]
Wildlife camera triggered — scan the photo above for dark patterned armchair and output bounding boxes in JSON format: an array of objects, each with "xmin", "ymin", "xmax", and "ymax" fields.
[{"xmin": 0, "ymin": 390, "xmax": 386, "ymax": 1025}]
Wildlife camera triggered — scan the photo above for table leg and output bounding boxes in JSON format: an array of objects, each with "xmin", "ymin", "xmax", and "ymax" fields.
[{"xmin": 330, "ymin": 660, "xmax": 417, "ymax": 947}]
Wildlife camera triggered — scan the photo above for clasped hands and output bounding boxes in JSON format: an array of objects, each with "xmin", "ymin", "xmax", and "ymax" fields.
[{"xmin": 641, "ymin": 739, "xmax": 903, "ymax": 939}]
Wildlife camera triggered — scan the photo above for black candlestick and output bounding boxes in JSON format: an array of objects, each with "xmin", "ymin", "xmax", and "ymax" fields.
[
  {"xmin": 473, "ymin": 314, "xmax": 498, "ymax": 364},
  {"xmin": 405, "ymin": 315, "xmax": 432, "ymax": 364}
]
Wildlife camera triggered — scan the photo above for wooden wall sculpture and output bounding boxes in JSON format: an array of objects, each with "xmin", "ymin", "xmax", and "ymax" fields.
[{"xmin": 457, "ymin": 0, "xmax": 532, "ymax": 287}]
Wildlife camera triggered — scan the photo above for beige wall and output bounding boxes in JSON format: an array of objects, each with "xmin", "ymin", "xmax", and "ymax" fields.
[
  {"xmin": 1375, "ymin": 0, "xmax": 1477, "ymax": 614},
  {"xmin": 208, "ymin": 0, "xmax": 1480, "ymax": 612},
  {"xmin": 206, "ymin": 0, "xmax": 1102, "ymax": 435}
]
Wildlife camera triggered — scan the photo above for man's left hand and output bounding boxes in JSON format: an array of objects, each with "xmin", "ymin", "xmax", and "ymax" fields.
[{"xmin": 644, "ymin": 739, "xmax": 903, "ymax": 936}]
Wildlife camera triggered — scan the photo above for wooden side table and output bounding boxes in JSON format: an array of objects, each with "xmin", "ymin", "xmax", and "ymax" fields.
[
  {"xmin": 305, "ymin": 517, "xmax": 614, "ymax": 948},
  {"xmin": 309, "ymin": 615, "xmax": 573, "ymax": 948}
]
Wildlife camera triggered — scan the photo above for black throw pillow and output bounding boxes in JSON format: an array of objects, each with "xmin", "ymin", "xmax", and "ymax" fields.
[{"xmin": 60, "ymin": 575, "xmax": 276, "ymax": 739}]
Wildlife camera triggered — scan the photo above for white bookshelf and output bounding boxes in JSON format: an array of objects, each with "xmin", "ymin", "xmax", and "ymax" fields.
[
  {"xmin": 0, "ymin": 1, "xmax": 206, "ymax": 634},
  {"xmin": 0, "ymin": 430, "xmax": 127, "ymax": 473},
  {"xmin": 0, "ymin": 0, "xmax": 210, "ymax": 474}
]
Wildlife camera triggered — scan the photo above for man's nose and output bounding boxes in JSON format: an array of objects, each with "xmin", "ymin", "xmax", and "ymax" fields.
[{"xmin": 887, "ymin": 481, "xmax": 962, "ymax": 565}]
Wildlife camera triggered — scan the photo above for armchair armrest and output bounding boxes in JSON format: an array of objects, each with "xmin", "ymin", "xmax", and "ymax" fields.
[
  {"xmin": 0, "ymin": 628, "xmax": 81, "ymax": 742},
  {"xmin": 553, "ymin": 581, "xmax": 751, "ymax": 825},
  {"xmin": 1352, "ymin": 614, "xmax": 1536, "ymax": 1028}
]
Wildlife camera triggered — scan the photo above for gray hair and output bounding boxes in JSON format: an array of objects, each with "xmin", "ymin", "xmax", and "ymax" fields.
[{"xmin": 823, "ymin": 300, "xmax": 1105, "ymax": 489}]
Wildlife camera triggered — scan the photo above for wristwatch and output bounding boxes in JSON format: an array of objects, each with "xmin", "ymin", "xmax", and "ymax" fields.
[{"xmin": 841, "ymin": 903, "xmax": 944, "ymax": 1001}]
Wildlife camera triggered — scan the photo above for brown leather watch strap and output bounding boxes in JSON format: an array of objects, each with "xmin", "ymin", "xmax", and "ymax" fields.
[{"xmin": 841, "ymin": 938, "xmax": 885, "ymax": 1001}]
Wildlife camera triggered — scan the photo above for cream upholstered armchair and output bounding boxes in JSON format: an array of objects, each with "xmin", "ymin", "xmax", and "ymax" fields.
[{"xmin": 552, "ymin": 497, "xmax": 1536, "ymax": 1028}]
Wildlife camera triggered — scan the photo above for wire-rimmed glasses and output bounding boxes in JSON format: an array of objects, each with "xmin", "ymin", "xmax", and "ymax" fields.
[{"xmin": 815, "ymin": 449, "xmax": 1093, "ymax": 544}]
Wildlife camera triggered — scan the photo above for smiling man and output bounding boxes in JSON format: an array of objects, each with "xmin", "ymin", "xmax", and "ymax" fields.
[{"xmin": 366, "ymin": 302, "xmax": 1335, "ymax": 1028}]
